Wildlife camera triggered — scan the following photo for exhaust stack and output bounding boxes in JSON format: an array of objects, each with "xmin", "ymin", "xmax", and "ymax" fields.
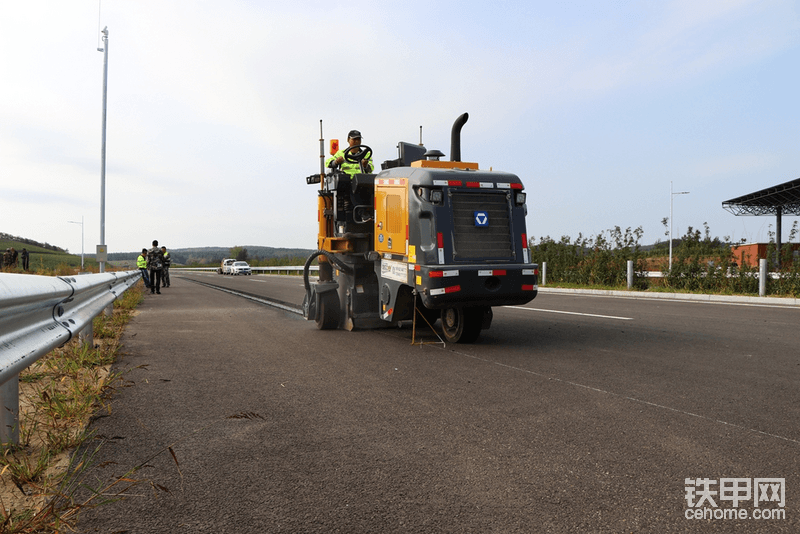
[{"xmin": 450, "ymin": 112, "xmax": 469, "ymax": 162}]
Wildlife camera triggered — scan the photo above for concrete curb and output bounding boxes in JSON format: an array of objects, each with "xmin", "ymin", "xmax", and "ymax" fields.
[{"xmin": 537, "ymin": 286, "xmax": 800, "ymax": 307}]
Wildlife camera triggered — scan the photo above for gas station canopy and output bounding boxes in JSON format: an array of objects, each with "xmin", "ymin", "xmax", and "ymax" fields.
[{"xmin": 722, "ymin": 177, "xmax": 800, "ymax": 217}]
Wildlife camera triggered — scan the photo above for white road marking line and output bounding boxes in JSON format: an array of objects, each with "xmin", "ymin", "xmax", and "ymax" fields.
[
  {"xmin": 506, "ymin": 306, "xmax": 633, "ymax": 321},
  {"xmin": 453, "ymin": 351, "xmax": 800, "ymax": 445}
]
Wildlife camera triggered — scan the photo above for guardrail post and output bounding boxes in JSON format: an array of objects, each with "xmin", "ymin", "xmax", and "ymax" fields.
[
  {"xmin": 1, "ymin": 376, "xmax": 20, "ymax": 446},
  {"xmin": 541, "ymin": 262, "xmax": 547, "ymax": 286},
  {"xmin": 759, "ymin": 258, "xmax": 767, "ymax": 297},
  {"xmin": 79, "ymin": 322, "xmax": 94, "ymax": 348},
  {"xmin": 627, "ymin": 260, "xmax": 633, "ymax": 289}
]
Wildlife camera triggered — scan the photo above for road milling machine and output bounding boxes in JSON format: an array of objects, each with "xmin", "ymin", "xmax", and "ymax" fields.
[{"xmin": 302, "ymin": 113, "xmax": 538, "ymax": 343}]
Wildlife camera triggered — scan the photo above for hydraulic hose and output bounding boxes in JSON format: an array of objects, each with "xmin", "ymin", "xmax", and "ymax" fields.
[{"xmin": 303, "ymin": 250, "xmax": 354, "ymax": 292}]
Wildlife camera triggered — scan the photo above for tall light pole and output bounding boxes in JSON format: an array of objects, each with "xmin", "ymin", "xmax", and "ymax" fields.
[
  {"xmin": 98, "ymin": 26, "xmax": 108, "ymax": 273},
  {"xmin": 67, "ymin": 216, "xmax": 84, "ymax": 270},
  {"xmin": 669, "ymin": 181, "xmax": 690, "ymax": 271}
]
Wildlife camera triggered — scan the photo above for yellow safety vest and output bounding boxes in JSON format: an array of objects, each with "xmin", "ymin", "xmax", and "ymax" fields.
[{"xmin": 326, "ymin": 148, "xmax": 374, "ymax": 176}]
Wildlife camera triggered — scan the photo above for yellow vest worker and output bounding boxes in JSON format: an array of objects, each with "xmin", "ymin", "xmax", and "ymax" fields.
[{"xmin": 326, "ymin": 129, "xmax": 374, "ymax": 176}]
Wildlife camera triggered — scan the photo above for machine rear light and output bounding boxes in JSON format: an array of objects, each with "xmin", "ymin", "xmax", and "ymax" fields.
[
  {"xmin": 466, "ymin": 181, "xmax": 480, "ymax": 188},
  {"xmin": 430, "ymin": 189, "xmax": 444, "ymax": 203},
  {"xmin": 515, "ymin": 192, "xmax": 526, "ymax": 205},
  {"xmin": 437, "ymin": 232, "xmax": 444, "ymax": 248},
  {"xmin": 429, "ymin": 270, "xmax": 443, "ymax": 278},
  {"xmin": 511, "ymin": 183, "xmax": 524, "ymax": 190},
  {"xmin": 448, "ymin": 180, "xmax": 462, "ymax": 186},
  {"xmin": 522, "ymin": 284, "xmax": 536, "ymax": 291}
]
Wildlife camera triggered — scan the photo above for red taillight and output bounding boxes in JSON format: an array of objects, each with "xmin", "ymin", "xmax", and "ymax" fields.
[
  {"xmin": 448, "ymin": 180, "xmax": 462, "ymax": 186},
  {"xmin": 466, "ymin": 181, "xmax": 480, "ymax": 188},
  {"xmin": 437, "ymin": 232, "xmax": 444, "ymax": 248},
  {"xmin": 494, "ymin": 270, "xmax": 507, "ymax": 276},
  {"xmin": 429, "ymin": 271, "xmax": 443, "ymax": 278},
  {"xmin": 521, "ymin": 233, "xmax": 527, "ymax": 249},
  {"xmin": 511, "ymin": 183, "xmax": 523, "ymax": 190},
  {"xmin": 445, "ymin": 285, "xmax": 461, "ymax": 294},
  {"xmin": 522, "ymin": 284, "xmax": 535, "ymax": 291}
]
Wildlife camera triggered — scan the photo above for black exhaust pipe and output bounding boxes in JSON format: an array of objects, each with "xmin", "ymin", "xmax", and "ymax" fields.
[{"xmin": 450, "ymin": 112, "xmax": 469, "ymax": 162}]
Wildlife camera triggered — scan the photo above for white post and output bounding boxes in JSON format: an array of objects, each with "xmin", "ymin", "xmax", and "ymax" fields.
[
  {"xmin": 627, "ymin": 260, "xmax": 633, "ymax": 289},
  {"xmin": 759, "ymin": 258, "xmax": 767, "ymax": 297},
  {"xmin": 541, "ymin": 262, "xmax": 547, "ymax": 286}
]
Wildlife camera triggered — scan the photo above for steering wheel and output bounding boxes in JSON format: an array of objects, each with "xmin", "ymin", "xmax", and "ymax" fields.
[{"xmin": 343, "ymin": 145, "xmax": 373, "ymax": 164}]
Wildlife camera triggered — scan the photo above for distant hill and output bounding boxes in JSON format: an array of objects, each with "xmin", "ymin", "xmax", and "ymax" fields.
[
  {"xmin": 106, "ymin": 246, "xmax": 316, "ymax": 266},
  {"xmin": 0, "ymin": 232, "xmax": 67, "ymax": 254},
  {"xmin": 1, "ymin": 232, "xmax": 96, "ymax": 271}
]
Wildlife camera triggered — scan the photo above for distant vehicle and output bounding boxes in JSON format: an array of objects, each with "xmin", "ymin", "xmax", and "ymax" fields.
[
  {"xmin": 231, "ymin": 261, "xmax": 252, "ymax": 275},
  {"xmin": 218, "ymin": 258, "xmax": 235, "ymax": 274}
]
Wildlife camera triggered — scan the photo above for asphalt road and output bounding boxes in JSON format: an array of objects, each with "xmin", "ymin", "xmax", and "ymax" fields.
[{"xmin": 76, "ymin": 273, "xmax": 800, "ymax": 533}]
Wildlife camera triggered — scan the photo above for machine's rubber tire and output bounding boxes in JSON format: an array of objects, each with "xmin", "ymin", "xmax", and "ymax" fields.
[
  {"xmin": 316, "ymin": 290, "xmax": 340, "ymax": 330},
  {"xmin": 441, "ymin": 307, "xmax": 482, "ymax": 343}
]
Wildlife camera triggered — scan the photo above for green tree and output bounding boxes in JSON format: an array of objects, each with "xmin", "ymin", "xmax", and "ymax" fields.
[{"xmin": 230, "ymin": 246, "xmax": 249, "ymax": 261}]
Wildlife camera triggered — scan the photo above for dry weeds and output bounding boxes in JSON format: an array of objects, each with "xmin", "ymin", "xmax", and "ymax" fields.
[{"xmin": 0, "ymin": 281, "xmax": 144, "ymax": 533}]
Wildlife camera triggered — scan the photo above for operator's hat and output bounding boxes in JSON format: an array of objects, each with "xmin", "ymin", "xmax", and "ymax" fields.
[{"xmin": 348, "ymin": 130, "xmax": 362, "ymax": 139}]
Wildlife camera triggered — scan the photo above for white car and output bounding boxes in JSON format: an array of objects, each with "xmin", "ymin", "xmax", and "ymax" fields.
[{"xmin": 230, "ymin": 261, "xmax": 252, "ymax": 275}]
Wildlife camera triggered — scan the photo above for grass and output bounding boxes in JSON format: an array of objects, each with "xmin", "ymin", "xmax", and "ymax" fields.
[{"xmin": 0, "ymin": 281, "xmax": 145, "ymax": 533}]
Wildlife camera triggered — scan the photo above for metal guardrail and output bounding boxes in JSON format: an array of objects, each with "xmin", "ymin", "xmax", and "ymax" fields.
[
  {"xmin": 540, "ymin": 259, "xmax": 780, "ymax": 296},
  {"xmin": 172, "ymin": 266, "xmax": 319, "ymax": 274},
  {"xmin": 0, "ymin": 270, "xmax": 141, "ymax": 445}
]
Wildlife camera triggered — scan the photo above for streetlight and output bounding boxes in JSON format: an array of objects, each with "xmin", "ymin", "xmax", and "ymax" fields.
[
  {"xmin": 98, "ymin": 26, "xmax": 108, "ymax": 273},
  {"xmin": 669, "ymin": 181, "xmax": 690, "ymax": 271},
  {"xmin": 67, "ymin": 217, "xmax": 84, "ymax": 270}
]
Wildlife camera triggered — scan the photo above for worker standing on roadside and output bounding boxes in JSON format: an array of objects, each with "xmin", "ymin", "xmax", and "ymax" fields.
[
  {"xmin": 326, "ymin": 130, "xmax": 374, "ymax": 176},
  {"xmin": 161, "ymin": 246, "xmax": 171, "ymax": 288},
  {"xmin": 147, "ymin": 240, "xmax": 165, "ymax": 294},
  {"xmin": 137, "ymin": 248, "xmax": 151, "ymax": 288}
]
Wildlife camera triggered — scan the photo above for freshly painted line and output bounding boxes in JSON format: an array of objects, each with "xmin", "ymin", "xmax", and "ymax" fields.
[{"xmin": 505, "ymin": 306, "xmax": 633, "ymax": 321}]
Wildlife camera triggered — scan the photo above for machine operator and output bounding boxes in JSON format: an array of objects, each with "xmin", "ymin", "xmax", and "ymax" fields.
[{"xmin": 327, "ymin": 129, "xmax": 374, "ymax": 176}]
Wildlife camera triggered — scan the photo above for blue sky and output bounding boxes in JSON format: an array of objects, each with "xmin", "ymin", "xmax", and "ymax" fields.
[{"xmin": 1, "ymin": 0, "xmax": 798, "ymax": 255}]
